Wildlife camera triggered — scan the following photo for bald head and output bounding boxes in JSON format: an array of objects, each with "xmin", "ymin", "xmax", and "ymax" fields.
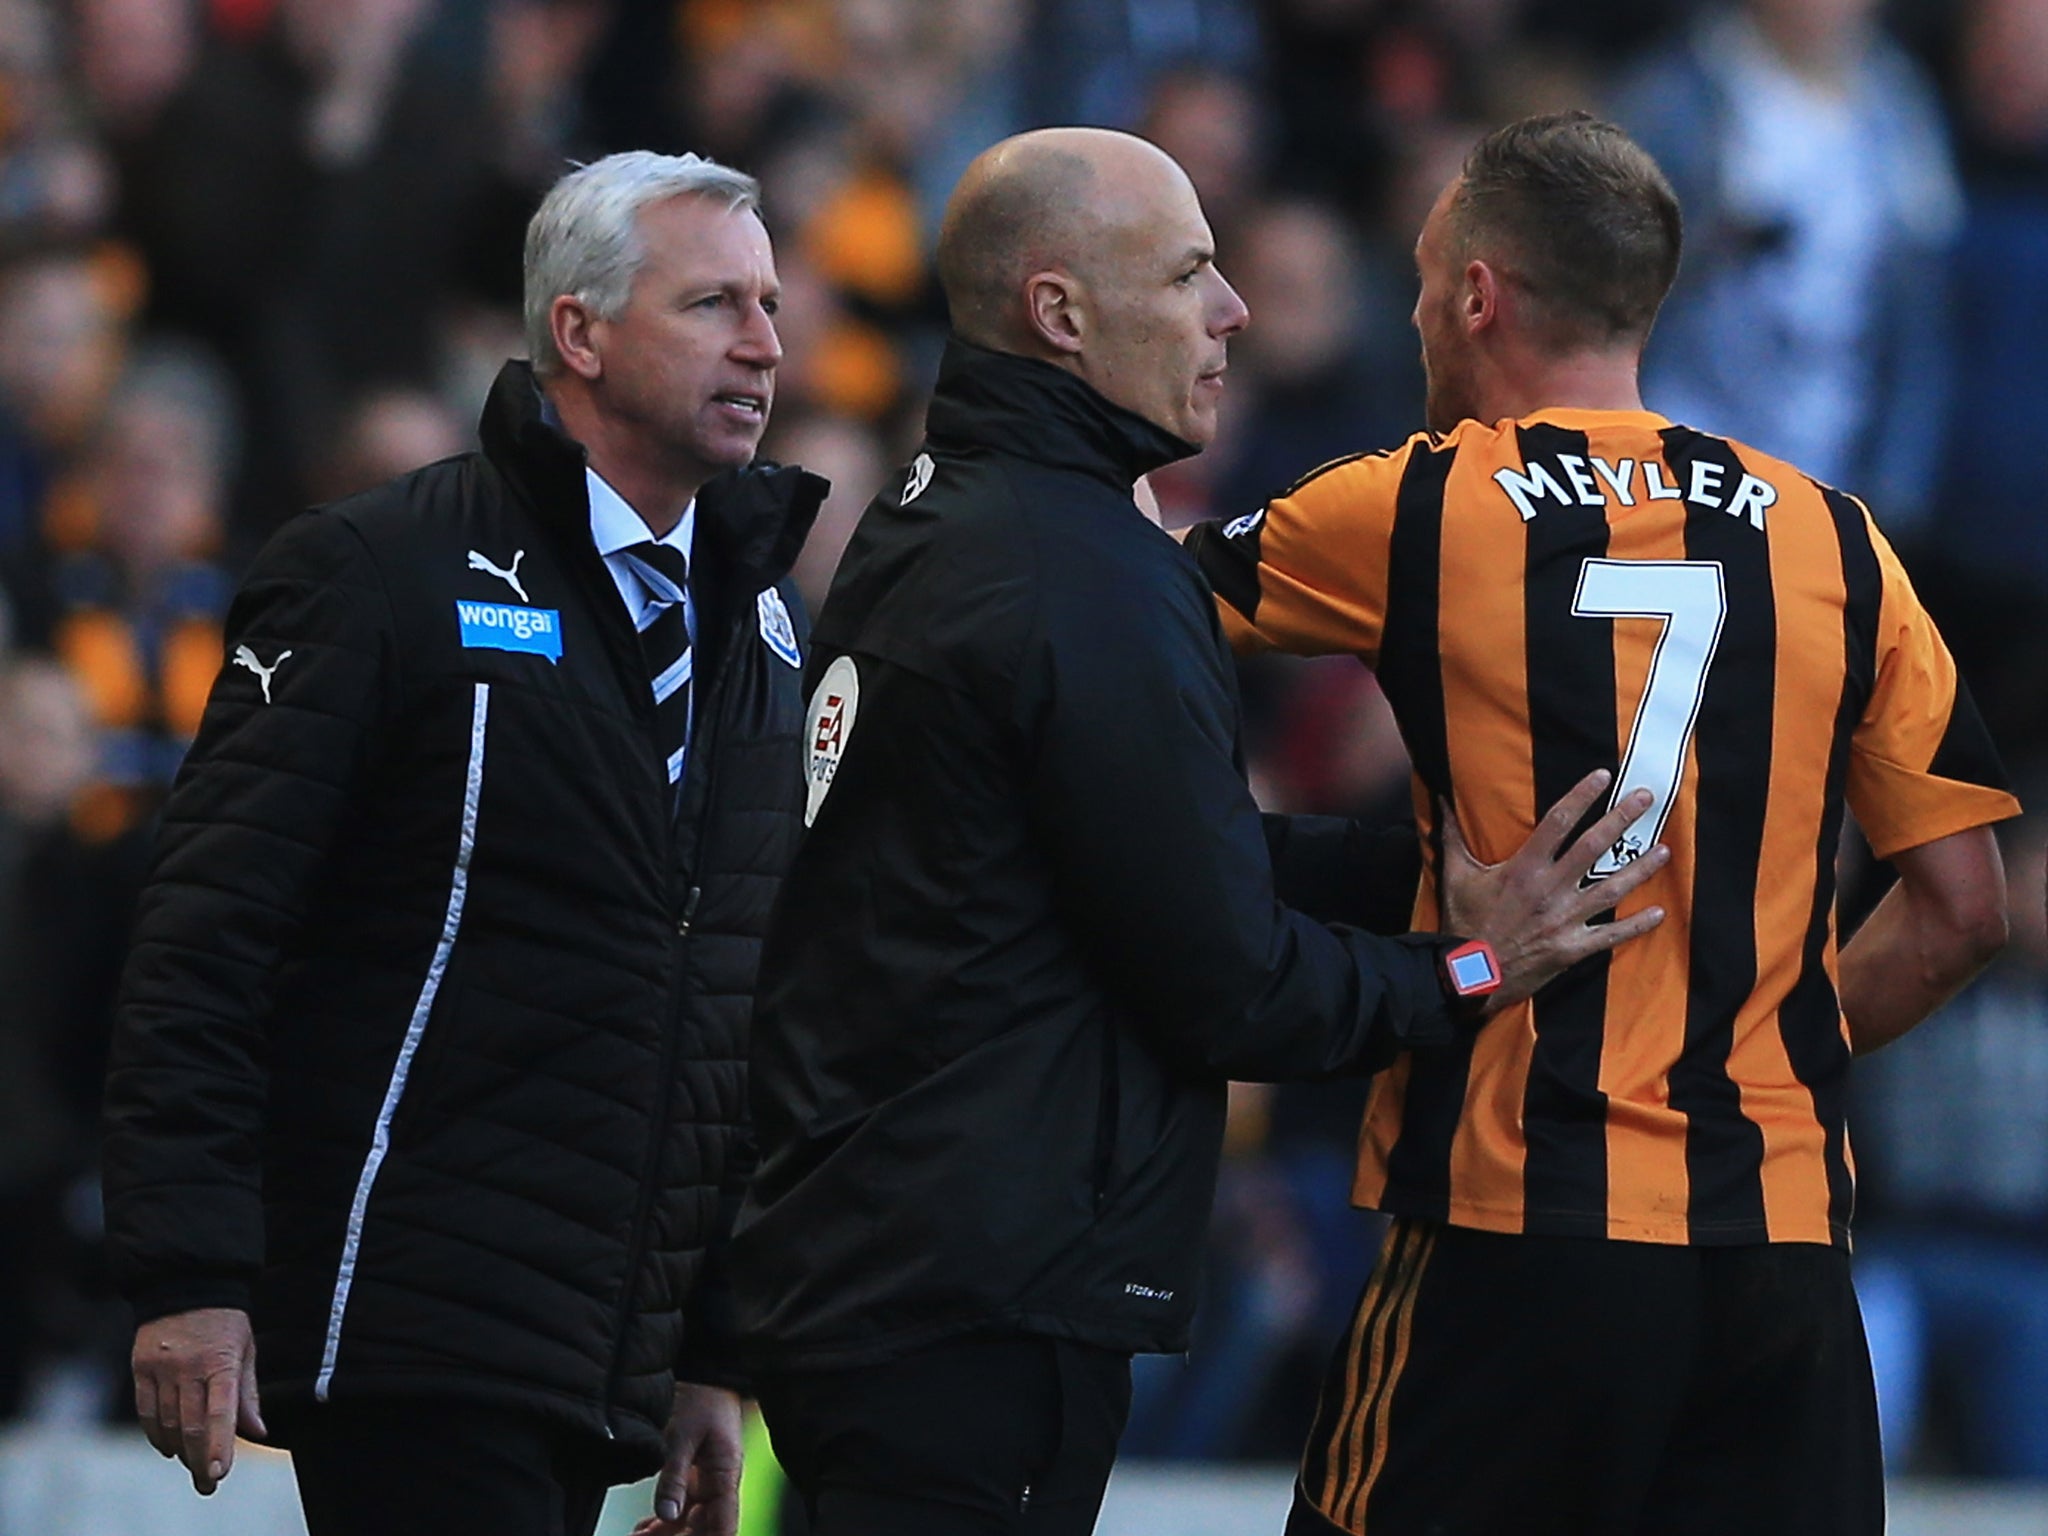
[
  {"xmin": 937, "ymin": 128, "xmax": 1194, "ymax": 351},
  {"xmin": 934, "ymin": 126, "xmax": 1248, "ymax": 447}
]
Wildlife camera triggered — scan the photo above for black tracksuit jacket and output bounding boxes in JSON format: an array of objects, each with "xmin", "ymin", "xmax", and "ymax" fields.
[
  {"xmin": 730, "ymin": 339, "xmax": 1463, "ymax": 1372},
  {"xmin": 102, "ymin": 361, "xmax": 824, "ymax": 1470}
]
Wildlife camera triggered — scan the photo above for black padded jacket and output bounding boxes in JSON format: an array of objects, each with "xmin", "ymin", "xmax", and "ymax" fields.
[
  {"xmin": 102, "ymin": 361, "xmax": 825, "ymax": 1472},
  {"xmin": 730, "ymin": 339, "xmax": 1466, "ymax": 1372}
]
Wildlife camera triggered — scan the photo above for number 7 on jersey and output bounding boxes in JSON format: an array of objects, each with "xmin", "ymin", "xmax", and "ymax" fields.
[{"xmin": 1570, "ymin": 558, "xmax": 1727, "ymax": 879}]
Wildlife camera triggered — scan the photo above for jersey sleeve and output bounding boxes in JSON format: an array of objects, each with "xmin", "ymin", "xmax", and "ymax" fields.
[
  {"xmin": 1847, "ymin": 513, "xmax": 2021, "ymax": 859},
  {"xmin": 1185, "ymin": 441, "xmax": 1419, "ymax": 663}
]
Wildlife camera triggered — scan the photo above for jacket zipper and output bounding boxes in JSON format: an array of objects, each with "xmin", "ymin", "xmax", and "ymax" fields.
[{"xmin": 597, "ymin": 616, "xmax": 745, "ymax": 1435}]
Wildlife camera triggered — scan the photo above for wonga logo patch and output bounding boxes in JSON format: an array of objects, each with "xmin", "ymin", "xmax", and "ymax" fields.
[
  {"xmin": 804, "ymin": 655, "xmax": 860, "ymax": 827},
  {"xmin": 456, "ymin": 600, "xmax": 563, "ymax": 662}
]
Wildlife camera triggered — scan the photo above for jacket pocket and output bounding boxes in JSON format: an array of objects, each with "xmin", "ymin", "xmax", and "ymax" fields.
[{"xmin": 1091, "ymin": 1026, "xmax": 1120, "ymax": 1212}]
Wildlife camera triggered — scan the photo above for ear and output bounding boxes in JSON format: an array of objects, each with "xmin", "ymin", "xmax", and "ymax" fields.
[
  {"xmin": 1463, "ymin": 259, "xmax": 1502, "ymax": 336},
  {"xmin": 550, "ymin": 294, "xmax": 604, "ymax": 381},
  {"xmin": 1023, "ymin": 269, "xmax": 1085, "ymax": 356}
]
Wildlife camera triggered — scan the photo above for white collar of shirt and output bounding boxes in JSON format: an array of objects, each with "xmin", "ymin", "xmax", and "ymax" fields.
[
  {"xmin": 587, "ymin": 467, "xmax": 695, "ymax": 636},
  {"xmin": 587, "ymin": 467, "xmax": 693, "ymax": 565}
]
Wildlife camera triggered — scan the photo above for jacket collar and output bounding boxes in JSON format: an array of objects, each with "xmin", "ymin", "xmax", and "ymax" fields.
[
  {"xmin": 922, "ymin": 336, "xmax": 1197, "ymax": 488},
  {"xmin": 477, "ymin": 359, "xmax": 827, "ymax": 590}
]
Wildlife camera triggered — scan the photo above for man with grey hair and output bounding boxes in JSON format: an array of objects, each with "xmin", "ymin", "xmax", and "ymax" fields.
[{"xmin": 102, "ymin": 150, "xmax": 825, "ymax": 1536}]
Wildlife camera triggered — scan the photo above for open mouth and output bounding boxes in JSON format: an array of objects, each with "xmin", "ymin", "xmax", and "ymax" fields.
[{"xmin": 712, "ymin": 390, "xmax": 768, "ymax": 420}]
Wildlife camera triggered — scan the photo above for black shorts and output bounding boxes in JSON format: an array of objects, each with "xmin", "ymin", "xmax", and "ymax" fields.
[{"xmin": 1286, "ymin": 1218, "xmax": 1883, "ymax": 1536}]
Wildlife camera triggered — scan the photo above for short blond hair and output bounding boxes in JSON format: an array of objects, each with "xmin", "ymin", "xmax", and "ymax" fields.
[{"xmin": 1450, "ymin": 112, "xmax": 1683, "ymax": 348}]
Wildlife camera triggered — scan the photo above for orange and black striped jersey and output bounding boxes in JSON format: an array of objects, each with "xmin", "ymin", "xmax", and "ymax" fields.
[{"xmin": 1188, "ymin": 409, "xmax": 2021, "ymax": 1248}]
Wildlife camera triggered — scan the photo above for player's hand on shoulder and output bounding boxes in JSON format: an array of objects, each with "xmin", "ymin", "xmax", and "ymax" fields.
[{"xmin": 1439, "ymin": 769, "xmax": 1668, "ymax": 1014}]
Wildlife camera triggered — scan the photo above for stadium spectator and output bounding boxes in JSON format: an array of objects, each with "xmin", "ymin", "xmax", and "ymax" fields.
[
  {"xmin": 1609, "ymin": 0, "xmax": 1962, "ymax": 529},
  {"xmin": 1211, "ymin": 198, "xmax": 1415, "ymax": 520},
  {"xmin": 72, "ymin": 0, "xmax": 196, "ymax": 136},
  {"xmin": 0, "ymin": 246, "xmax": 137, "ymax": 636},
  {"xmin": 753, "ymin": 247, "xmax": 902, "ymax": 426},
  {"xmin": 99, "ymin": 0, "xmax": 490, "ymax": 530},
  {"xmin": 752, "ymin": 110, "xmax": 924, "ymax": 423},
  {"xmin": 1188, "ymin": 111, "xmax": 2017, "ymax": 1536},
  {"xmin": 100, "ymin": 151, "xmax": 825, "ymax": 1536},
  {"xmin": 1139, "ymin": 65, "xmax": 1264, "ymax": 239},
  {"xmin": 898, "ymin": 0, "xmax": 1032, "ymax": 244},
  {"xmin": 0, "ymin": 0, "xmax": 113, "ymax": 251},
  {"xmin": 0, "ymin": 245, "xmax": 133, "ymax": 460},
  {"xmin": 763, "ymin": 410, "xmax": 887, "ymax": 613},
  {"xmin": 1855, "ymin": 809, "xmax": 2048, "ymax": 1477},
  {"xmin": 49, "ymin": 342, "xmax": 236, "ymax": 845},
  {"xmin": 445, "ymin": 0, "xmax": 614, "ymax": 319},
  {"xmin": 1908, "ymin": 0, "xmax": 2048, "ymax": 759},
  {"xmin": 311, "ymin": 386, "xmax": 471, "ymax": 505},
  {"xmin": 483, "ymin": 0, "xmax": 612, "ymax": 187},
  {"xmin": 732, "ymin": 125, "xmax": 1668, "ymax": 1536},
  {"xmin": 1028, "ymin": 0, "xmax": 1260, "ymax": 129}
]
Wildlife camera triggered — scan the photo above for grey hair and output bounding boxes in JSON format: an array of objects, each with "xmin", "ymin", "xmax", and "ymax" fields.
[{"xmin": 523, "ymin": 150, "xmax": 762, "ymax": 376}]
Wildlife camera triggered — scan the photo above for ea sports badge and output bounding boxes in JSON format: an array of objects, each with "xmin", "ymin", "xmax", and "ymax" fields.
[{"xmin": 805, "ymin": 655, "xmax": 859, "ymax": 827}]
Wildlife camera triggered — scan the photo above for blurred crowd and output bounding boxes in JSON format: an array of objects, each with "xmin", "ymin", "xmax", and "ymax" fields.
[{"xmin": 0, "ymin": 0, "xmax": 2042, "ymax": 1486}]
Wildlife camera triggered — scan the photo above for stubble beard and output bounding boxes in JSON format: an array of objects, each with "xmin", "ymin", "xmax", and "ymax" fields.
[{"xmin": 1422, "ymin": 346, "xmax": 1475, "ymax": 437}]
